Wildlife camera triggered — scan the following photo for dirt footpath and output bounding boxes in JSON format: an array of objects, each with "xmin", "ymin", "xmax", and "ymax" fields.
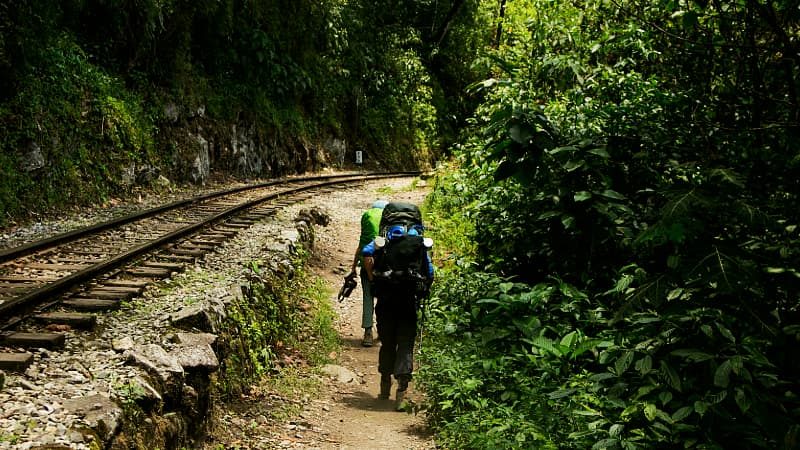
[
  {"xmin": 305, "ymin": 178, "xmax": 435, "ymax": 449},
  {"xmin": 204, "ymin": 177, "xmax": 435, "ymax": 449}
]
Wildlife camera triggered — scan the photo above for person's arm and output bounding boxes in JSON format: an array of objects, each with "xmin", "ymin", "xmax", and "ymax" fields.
[
  {"xmin": 350, "ymin": 246, "xmax": 360, "ymax": 275},
  {"xmin": 361, "ymin": 240, "xmax": 377, "ymax": 281},
  {"xmin": 363, "ymin": 256, "xmax": 375, "ymax": 281}
]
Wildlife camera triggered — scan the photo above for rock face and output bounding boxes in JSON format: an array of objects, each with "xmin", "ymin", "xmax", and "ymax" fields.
[
  {"xmin": 162, "ymin": 108, "xmax": 340, "ymax": 184},
  {"xmin": 18, "ymin": 140, "xmax": 46, "ymax": 172}
]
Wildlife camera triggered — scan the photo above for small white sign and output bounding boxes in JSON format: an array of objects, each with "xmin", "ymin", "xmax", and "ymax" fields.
[{"xmin": 355, "ymin": 151, "xmax": 363, "ymax": 164}]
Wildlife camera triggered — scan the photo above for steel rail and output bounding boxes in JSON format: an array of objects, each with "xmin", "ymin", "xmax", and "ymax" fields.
[
  {"xmin": 0, "ymin": 173, "xmax": 415, "ymax": 324},
  {"xmin": 0, "ymin": 171, "xmax": 420, "ymax": 263}
]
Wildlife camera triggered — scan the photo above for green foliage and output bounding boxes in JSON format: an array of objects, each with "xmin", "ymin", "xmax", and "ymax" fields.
[
  {"xmin": 0, "ymin": 35, "xmax": 155, "ymax": 221},
  {"xmin": 1, "ymin": 0, "xmax": 494, "ymax": 222},
  {"xmin": 223, "ymin": 264, "xmax": 302, "ymax": 388},
  {"xmin": 422, "ymin": 0, "xmax": 800, "ymax": 448}
]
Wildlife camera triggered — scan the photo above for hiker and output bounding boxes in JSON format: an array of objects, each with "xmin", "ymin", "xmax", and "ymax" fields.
[
  {"xmin": 362, "ymin": 203, "xmax": 434, "ymax": 408},
  {"xmin": 349, "ymin": 199, "xmax": 388, "ymax": 347}
]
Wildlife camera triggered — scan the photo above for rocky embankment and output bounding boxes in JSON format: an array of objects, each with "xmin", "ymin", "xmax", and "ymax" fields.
[{"xmin": 0, "ymin": 202, "xmax": 329, "ymax": 449}]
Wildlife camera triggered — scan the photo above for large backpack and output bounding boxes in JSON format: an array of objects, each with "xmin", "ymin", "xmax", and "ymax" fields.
[
  {"xmin": 372, "ymin": 202, "xmax": 431, "ymax": 299},
  {"xmin": 378, "ymin": 202, "xmax": 423, "ymax": 237}
]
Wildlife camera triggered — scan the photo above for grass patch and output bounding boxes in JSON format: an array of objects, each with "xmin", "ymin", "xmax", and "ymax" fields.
[{"xmin": 294, "ymin": 276, "xmax": 340, "ymax": 366}]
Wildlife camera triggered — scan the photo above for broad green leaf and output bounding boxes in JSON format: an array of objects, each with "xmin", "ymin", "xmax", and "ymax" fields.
[
  {"xmin": 644, "ymin": 403, "xmax": 658, "ymax": 421},
  {"xmin": 708, "ymin": 391, "xmax": 727, "ymax": 404},
  {"xmin": 659, "ymin": 391, "xmax": 673, "ymax": 406},
  {"xmin": 714, "ymin": 360, "xmax": 732, "ymax": 388},
  {"xmin": 591, "ymin": 372, "xmax": 616, "ymax": 382},
  {"xmin": 592, "ymin": 439, "xmax": 619, "ymax": 449},
  {"xmin": 735, "ymin": 388, "xmax": 750, "ymax": 413},
  {"xmin": 599, "ymin": 189, "xmax": 627, "ymax": 200},
  {"xmin": 532, "ymin": 336, "xmax": 562, "ymax": 356},
  {"xmin": 716, "ymin": 323, "xmax": 736, "ymax": 343},
  {"xmin": 694, "ymin": 400, "xmax": 709, "ymax": 416},
  {"xmin": 560, "ymin": 331, "xmax": 578, "ymax": 348},
  {"xmin": 670, "ymin": 349, "xmax": 714, "ymax": 362},
  {"xmin": 549, "ymin": 145, "xmax": 578, "ymax": 154},
  {"xmin": 574, "ymin": 408, "xmax": 602, "ymax": 416},
  {"xmin": 561, "ymin": 214, "xmax": 576, "ymax": 229},
  {"xmin": 635, "ymin": 355, "xmax": 653, "ymax": 374},
  {"xmin": 671, "ymin": 406, "xmax": 693, "ymax": 422},
  {"xmin": 547, "ymin": 388, "xmax": 574, "ymax": 399},
  {"xmin": 564, "ymin": 159, "xmax": 585, "ymax": 172},
  {"xmin": 588, "ymin": 147, "xmax": 610, "ymax": 158},
  {"xmin": 609, "ymin": 424, "xmax": 624, "ymax": 437},
  {"xmin": 615, "ymin": 350, "xmax": 634, "ymax": 375},
  {"xmin": 636, "ymin": 384, "xmax": 657, "ymax": 399},
  {"xmin": 660, "ymin": 361, "xmax": 682, "ymax": 391},
  {"xmin": 574, "ymin": 191, "xmax": 592, "ymax": 202},
  {"xmin": 538, "ymin": 211, "xmax": 560, "ymax": 220},
  {"xmin": 621, "ymin": 404, "xmax": 639, "ymax": 418},
  {"xmin": 666, "ymin": 288, "xmax": 683, "ymax": 301}
]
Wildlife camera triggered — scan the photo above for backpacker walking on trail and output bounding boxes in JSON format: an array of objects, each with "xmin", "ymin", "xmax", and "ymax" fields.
[
  {"xmin": 361, "ymin": 202, "xmax": 434, "ymax": 410},
  {"xmin": 349, "ymin": 200, "xmax": 388, "ymax": 347}
]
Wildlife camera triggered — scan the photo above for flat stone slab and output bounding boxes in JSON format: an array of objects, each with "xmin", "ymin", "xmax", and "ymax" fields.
[
  {"xmin": 124, "ymin": 344, "xmax": 185, "ymax": 402},
  {"xmin": 170, "ymin": 344, "xmax": 219, "ymax": 373},
  {"xmin": 320, "ymin": 364, "xmax": 358, "ymax": 384},
  {"xmin": 0, "ymin": 352, "xmax": 33, "ymax": 372},
  {"xmin": 172, "ymin": 332, "xmax": 218, "ymax": 347},
  {"xmin": 62, "ymin": 394, "xmax": 123, "ymax": 443},
  {"xmin": 2, "ymin": 332, "xmax": 65, "ymax": 349}
]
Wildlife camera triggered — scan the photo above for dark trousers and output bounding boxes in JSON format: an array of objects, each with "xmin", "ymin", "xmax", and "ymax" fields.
[{"xmin": 375, "ymin": 291, "xmax": 418, "ymax": 380}]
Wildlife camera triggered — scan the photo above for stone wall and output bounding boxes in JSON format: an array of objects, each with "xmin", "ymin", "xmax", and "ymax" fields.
[{"xmin": 95, "ymin": 209, "xmax": 328, "ymax": 449}]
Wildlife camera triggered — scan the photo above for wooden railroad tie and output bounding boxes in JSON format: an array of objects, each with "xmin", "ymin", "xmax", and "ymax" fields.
[
  {"xmin": 62, "ymin": 298, "xmax": 122, "ymax": 311},
  {"xmin": 1, "ymin": 332, "xmax": 65, "ymax": 350},
  {"xmin": 0, "ymin": 352, "xmax": 34, "ymax": 372},
  {"xmin": 32, "ymin": 312, "xmax": 97, "ymax": 330},
  {"xmin": 75, "ymin": 289, "xmax": 138, "ymax": 301},
  {"xmin": 101, "ymin": 279, "xmax": 150, "ymax": 288},
  {"xmin": 125, "ymin": 266, "xmax": 174, "ymax": 278},
  {"xmin": 156, "ymin": 254, "xmax": 196, "ymax": 263}
]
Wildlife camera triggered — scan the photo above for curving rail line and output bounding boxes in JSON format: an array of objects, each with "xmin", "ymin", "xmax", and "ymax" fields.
[{"xmin": 0, "ymin": 172, "xmax": 419, "ymax": 369}]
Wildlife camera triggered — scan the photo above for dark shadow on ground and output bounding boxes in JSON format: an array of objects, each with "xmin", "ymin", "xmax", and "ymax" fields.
[
  {"xmin": 340, "ymin": 337, "xmax": 365, "ymax": 348},
  {"xmin": 340, "ymin": 336, "xmax": 381, "ymax": 348},
  {"xmin": 401, "ymin": 420, "xmax": 435, "ymax": 441},
  {"xmin": 340, "ymin": 390, "xmax": 398, "ymax": 412}
]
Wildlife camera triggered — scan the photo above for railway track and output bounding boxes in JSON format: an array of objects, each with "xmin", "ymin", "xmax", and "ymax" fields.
[{"xmin": 0, "ymin": 171, "xmax": 418, "ymax": 371}]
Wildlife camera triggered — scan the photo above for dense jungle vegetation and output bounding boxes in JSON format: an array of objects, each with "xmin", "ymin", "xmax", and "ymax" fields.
[
  {"xmin": 2, "ymin": 0, "xmax": 799, "ymax": 448},
  {"xmin": 0, "ymin": 0, "xmax": 484, "ymax": 222},
  {"xmin": 420, "ymin": 0, "xmax": 800, "ymax": 449}
]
